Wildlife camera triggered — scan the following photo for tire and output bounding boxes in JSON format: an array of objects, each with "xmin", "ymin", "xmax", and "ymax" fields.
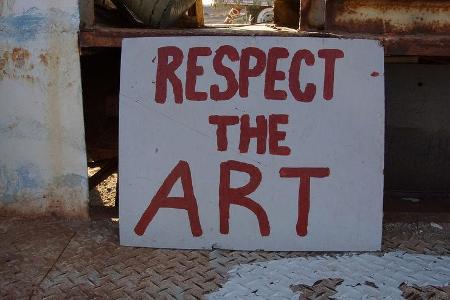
[{"xmin": 256, "ymin": 7, "xmax": 274, "ymax": 23}]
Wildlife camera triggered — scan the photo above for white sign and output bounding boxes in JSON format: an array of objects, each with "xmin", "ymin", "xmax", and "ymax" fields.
[{"xmin": 119, "ymin": 36, "xmax": 384, "ymax": 251}]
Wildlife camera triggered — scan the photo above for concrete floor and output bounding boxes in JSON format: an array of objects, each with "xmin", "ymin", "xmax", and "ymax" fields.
[{"xmin": 1, "ymin": 217, "xmax": 449, "ymax": 299}]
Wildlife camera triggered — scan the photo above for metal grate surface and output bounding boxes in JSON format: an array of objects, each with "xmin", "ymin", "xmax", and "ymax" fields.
[{"xmin": 0, "ymin": 218, "xmax": 449, "ymax": 299}]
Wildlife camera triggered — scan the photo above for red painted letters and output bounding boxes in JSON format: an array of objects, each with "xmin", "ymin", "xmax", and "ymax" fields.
[
  {"xmin": 135, "ymin": 161, "xmax": 330, "ymax": 238},
  {"xmin": 211, "ymin": 45, "xmax": 240, "ymax": 100},
  {"xmin": 239, "ymin": 47, "xmax": 267, "ymax": 98},
  {"xmin": 155, "ymin": 46, "xmax": 184, "ymax": 103},
  {"xmin": 219, "ymin": 160, "xmax": 270, "ymax": 236},
  {"xmin": 186, "ymin": 47, "xmax": 212, "ymax": 101},
  {"xmin": 289, "ymin": 49, "xmax": 316, "ymax": 102},
  {"xmin": 154, "ymin": 46, "xmax": 344, "ymax": 102},
  {"xmin": 134, "ymin": 160, "xmax": 203, "ymax": 237},
  {"xmin": 264, "ymin": 47, "xmax": 289, "ymax": 100},
  {"xmin": 279, "ymin": 167, "xmax": 330, "ymax": 236},
  {"xmin": 145, "ymin": 43, "xmax": 342, "ymax": 240},
  {"xmin": 209, "ymin": 115, "xmax": 240, "ymax": 151},
  {"xmin": 269, "ymin": 114, "xmax": 291, "ymax": 155},
  {"xmin": 318, "ymin": 49, "xmax": 344, "ymax": 100},
  {"xmin": 239, "ymin": 114, "xmax": 267, "ymax": 154}
]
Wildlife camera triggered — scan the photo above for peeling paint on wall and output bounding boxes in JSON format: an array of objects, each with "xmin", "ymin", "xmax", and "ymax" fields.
[
  {"xmin": 0, "ymin": 163, "xmax": 42, "ymax": 204},
  {"xmin": 0, "ymin": 8, "xmax": 46, "ymax": 42},
  {"xmin": 0, "ymin": 164, "xmax": 88, "ymax": 204},
  {"xmin": 0, "ymin": 0, "xmax": 88, "ymax": 218},
  {"xmin": 0, "ymin": 47, "xmax": 38, "ymax": 82},
  {"xmin": 0, "ymin": 7, "xmax": 79, "ymax": 42}
]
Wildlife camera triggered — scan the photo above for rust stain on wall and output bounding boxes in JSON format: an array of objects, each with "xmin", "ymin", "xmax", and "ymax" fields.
[
  {"xmin": 39, "ymin": 52, "xmax": 49, "ymax": 66},
  {"xmin": 0, "ymin": 48, "xmax": 39, "ymax": 83},
  {"xmin": 45, "ymin": 46, "xmax": 64, "ymax": 179},
  {"xmin": 11, "ymin": 48, "xmax": 30, "ymax": 69},
  {"xmin": 0, "ymin": 51, "xmax": 9, "ymax": 72}
]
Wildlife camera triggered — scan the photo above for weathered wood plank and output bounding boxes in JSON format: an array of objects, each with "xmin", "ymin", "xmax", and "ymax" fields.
[{"xmin": 195, "ymin": 0, "xmax": 205, "ymax": 27}]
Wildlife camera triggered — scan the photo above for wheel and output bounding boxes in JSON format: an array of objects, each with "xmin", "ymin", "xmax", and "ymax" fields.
[{"xmin": 256, "ymin": 7, "xmax": 274, "ymax": 23}]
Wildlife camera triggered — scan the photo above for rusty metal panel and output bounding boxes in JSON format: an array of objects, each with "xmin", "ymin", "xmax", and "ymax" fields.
[{"xmin": 326, "ymin": 0, "xmax": 450, "ymax": 35}]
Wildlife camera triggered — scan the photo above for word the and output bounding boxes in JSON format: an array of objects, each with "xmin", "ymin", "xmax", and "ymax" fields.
[{"xmin": 209, "ymin": 114, "xmax": 290, "ymax": 155}]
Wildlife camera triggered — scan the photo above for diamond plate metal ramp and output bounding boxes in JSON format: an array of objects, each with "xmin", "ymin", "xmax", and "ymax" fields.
[
  {"xmin": 0, "ymin": 218, "xmax": 449, "ymax": 299},
  {"xmin": 0, "ymin": 218, "xmax": 77, "ymax": 299},
  {"xmin": 207, "ymin": 252, "xmax": 450, "ymax": 299}
]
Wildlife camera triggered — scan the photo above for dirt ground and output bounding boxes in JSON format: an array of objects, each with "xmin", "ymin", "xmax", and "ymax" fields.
[{"xmin": 88, "ymin": 167, "xmax": 117, "ymax": 207}]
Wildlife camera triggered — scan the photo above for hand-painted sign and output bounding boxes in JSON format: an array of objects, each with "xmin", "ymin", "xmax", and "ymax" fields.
[{"xmin": 119, "ymin": 36, "xmax": 384, "ymax": 251}]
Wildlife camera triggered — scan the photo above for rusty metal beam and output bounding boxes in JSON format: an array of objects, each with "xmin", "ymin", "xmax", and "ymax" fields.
[
  {"xmin": 79, "ymin": 27, "xmax": 450, "ymax": 57},
  {"xmin": 79, "ymin": 25, "xmax": 301, "ymax": 48},
  {"xmin": 382, "ymin": 34, "xmax": 450, "ymax": 57},
  {"xmin": 325, "ymin": 0, "xmax": 450, "ymax": 35}
]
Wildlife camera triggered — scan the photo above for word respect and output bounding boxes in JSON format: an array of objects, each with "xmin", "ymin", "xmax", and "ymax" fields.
[{"xmin": 154, "ymin": 46, "xmax": 344, "ymax": 103}]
